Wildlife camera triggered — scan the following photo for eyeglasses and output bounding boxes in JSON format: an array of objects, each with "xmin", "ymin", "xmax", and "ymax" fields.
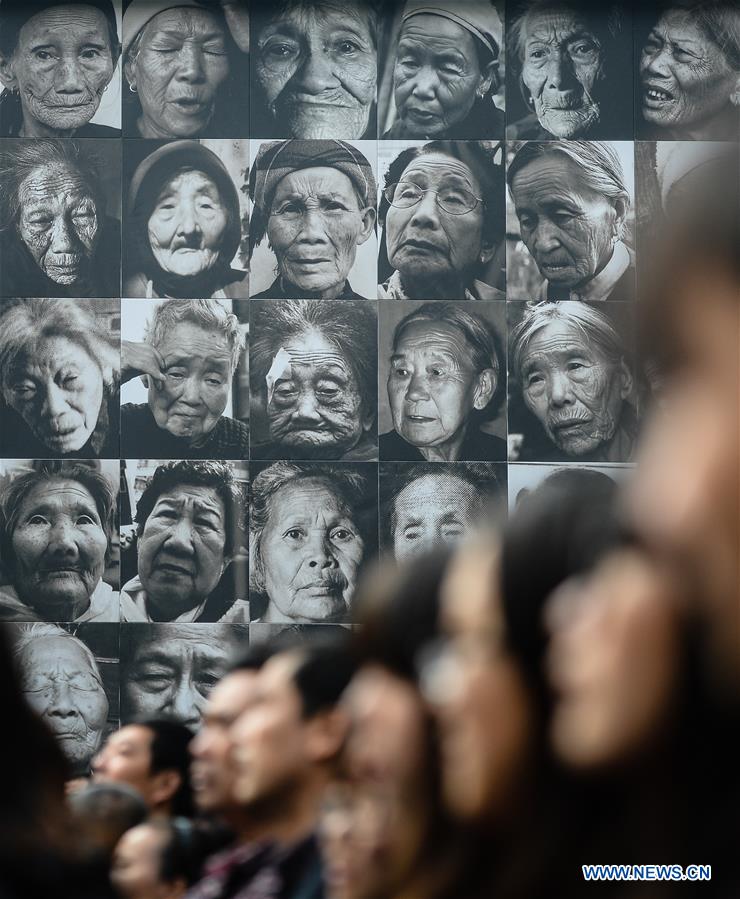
[{"xmin": 384, "ymin": 181, "xmax": 483, "ymax": 216}]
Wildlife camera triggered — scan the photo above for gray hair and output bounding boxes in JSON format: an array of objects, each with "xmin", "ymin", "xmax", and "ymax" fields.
[
  {"xmin": 509, "ymin": 0, "xmax": 625, "ymax": 64},
  {"xmin": 144, "ymin": 299, "xmax": 245, "ymax": 376},
  {"xmin": 12, "ymin": 623, "xmax": 104, "ymax": 688},
  {"xmin": 0, "ymin": 300, "xmax": 119, "ymax": 393}
]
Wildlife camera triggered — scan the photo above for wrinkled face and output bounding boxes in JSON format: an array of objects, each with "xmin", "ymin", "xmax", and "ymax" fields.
[
  {"xmin": 392, "ymin": 474, "xmax": 480, "ymax": 562},
  {"xmin": 255, "ymin": 2, "xmax": 376, "ymax": 138},
  {"xmin": 394, "ymin": 14, "xmax": 491, "ymax": 137},
  {"xmin": 519, "ymin": 321, "xmax": 630, "ymax": 458},
  {"xmin": 122, "ymin": 631, "xmax": 233, "ymax": 729},
  {"xmin": 128, "ymin": 8, "xmax": 229, "ymax": 138},
  {"xmin": 20, "ymin": 636, "xmax": 108, "ymax": 770},
  {"xmin": 388, "ymin": 319, "xmax": 489, "ymax": 452},
  {"xmin": 11, "ymin": 479, "xmax": 108, "ymax": 620},
  {"xmin": 431, "ymin": 545, "xmax": 533, "ymax": 821},
  {"xmin": 267, "ymin": 167, "xmax": 373, "ymax": 295},
  {"xmin": 137, "ymin": 484, "xmax": 228, "ymax": 619},
  {"xmin": 267, "ymin": 328, "xmax": 369, "ymax": 457},
  {"xmin": 189, "ymin": 670, "xmax": 261, "ymax": 815},
  {"xmin": 111, "ymin": 824, "xmax": 169, "ymax": 899},
  {"xmin": 547, "ymin": 549, "xmax": 682, "ymax": 768},
  {"xmin": 230, "ymin": 653, "xmax": 311, "ymax": 806},
  {"xmin": 148, "ymin": 322, "xmax": 233, "ymax": 444},
  {"xmin": 521, "ymin": 11, "xmax": 604, "ymax": 138},
  {"xmin": 147, "ymin": 170, "xmax": 228, "ymax": 277},
  {"xmin": 92, "ymin": 725, "xmax": 155, "ymax": 798},
  {"xmin": 386, "ymin": 153, "xmax": 487, "ymax": 293},
  {"xmin": 17, "ymin": 163, "xmax": 98, "ymax": 285},
  {"xmin": 5, "ymin": 336, "xmax": 103, "ymax": 453},
  {"xmin": 511, "ymin": 154, "xmax": 619, "ymax": 290},
  {"xmin": 640, "ymin": 11, "xmax": 738, "ymax": 133},
  {"xmin": 3, "ymin": 5, "xmax": 115, "ymax": 134},
  {"xmin": 259, "ymin": 479, "xmax": 364, "ymax": 623}
]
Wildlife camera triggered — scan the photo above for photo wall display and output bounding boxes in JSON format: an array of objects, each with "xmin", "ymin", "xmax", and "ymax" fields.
[{"xmin": 0, "ymin": 0, "xmax": 738, "ymax": 772}]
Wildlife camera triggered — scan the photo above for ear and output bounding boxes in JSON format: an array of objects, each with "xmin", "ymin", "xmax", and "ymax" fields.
[
  {"xmin": 0, "ymin": 50, "xmax": 18, "ymax": 91},
  {"xmin": 304, "ymin": 708, "xmax": 349, "ymax": 765},
  {"xmin": 478, "ymin": 233, "xmax": 496, "ymax": 266},
  {"xmin": 150, "ymin": 769, "xmax": 182, "ymax": 808},
  {"xmin": 731, "ymin": 73, "xmax": 740, "ymax": 107},
  {"xmin": 356, "ymin": 206, "xmax": 376, "ymax": 245},
  {"xmin": 473, "ymin": 367, "xmax": 497, "ymax": 411},
  {"xmin": 617, "ymin": 358, "xmax": 634, "ymax": 401},
  {"xmin": 612, "ymin": 196, "xmax": 628, "ymax": 237},
  {"xmin": 123, "ymin": 56, "xmax": 137, "ymax": 91},
  {"xmin": 479, "ymin": 59, "xmax": 499, "ymax": 98}
]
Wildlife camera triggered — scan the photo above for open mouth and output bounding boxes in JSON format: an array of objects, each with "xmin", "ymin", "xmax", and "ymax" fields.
[{"xmin": 643, "ymin": 86, "xmax": 674, "ymax": 103}]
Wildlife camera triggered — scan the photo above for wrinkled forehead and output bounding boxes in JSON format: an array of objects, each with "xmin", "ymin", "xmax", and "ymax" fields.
[
  {"xmin": 400, "ymin": 152, "xmax": 481, "ymax": 194},
  {"xmin": 260, "ymin": 2, "xmax": 374, "ymax": 40},
  {"xmin": 14, "ymin": 333, "xmax": 97, "ymax": 373},
  {"xmin": 141, "ymin": 6, "xmax": 225, "ymax": 43},
  {"xmin": 522, "ymin": 9, "xmax": 597, "ymax": 48},
  {"xmin": 130, "ymin": 630, "xmax": 232, "ymax": 663},
  {"xmin": 19, "ymin": 5, "xmax": 112, "ymax": 47},
  {"xmin": 394, "ymin": 318, "xmax": 472, "ymax": 359},
  {"xmin": 18, "ymin": 478, "xmax": 99, "ymax": 517},
  {"xmin": 395, "ymin": 473, "xmax": 478, "ymax": 510},
  {"xmin": 156, "ymin": 169, "xmax": 222, "ymax": 201},
  {"xmin": 19, "ymin": 163, "xmax": 94, "ymax": 208},
  {"xmin": 152, "ymin": 483, "xmax": 225, "ymax": 515},
  {"xmin": 653, "ymin": 9, "xmax": 709, "ymax": 45},
  {"xmin": 23, "ymin": 633, "xmax": 95, "ymax": 670},
  {"xmin": 521, "ymin": 319, "xmax": 603, "ymax": 360},
  {"xmin": 270, "ymin": 477, "xmax": 349, "ymax": 518},
  {"xmin": 273, "ymin": 166, "xmax": 359, "ymax": 202}
]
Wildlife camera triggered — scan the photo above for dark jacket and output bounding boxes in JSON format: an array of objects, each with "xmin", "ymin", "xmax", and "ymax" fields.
[
  {"xmin": 251, "ymin": 277, "xmax": 369, "ymax": 301},
  {"xmin": 380, "ymin": 427, "xmax": 506, "ymax": 462},
  {"xmin": 383, "ymin": 97, "xmax": 504, "ymax": 140},
  {"xmin": 121, "ymin": 403, "xmax": 248, "ymax": 460},
  {"xmin": 252, "ymin": 431, "xmax": 377, "ymax": 462},
  {"xmin": 0, "ymin": 91, "xmax": 120, "ymax": 137}
]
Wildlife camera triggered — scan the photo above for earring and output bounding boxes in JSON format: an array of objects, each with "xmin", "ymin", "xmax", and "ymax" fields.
[{"xmin": 128, "ymin": 82, "xmax": 137, "ymax": 93}]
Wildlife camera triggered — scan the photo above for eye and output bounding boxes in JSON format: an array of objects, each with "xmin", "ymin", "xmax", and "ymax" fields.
[
  {"xmin": 430, "ymin": 366, "xmax": 446, "ymax": 377},
  {"xmin": 518, "ymin": 214, "xmax": 535, "ymax": 231},
  {"xmin": 205, "ymin": 377, "xmax": 224, "ymax": 387},
  {"xmin": 528, "ymin": 48, "xmax": 547, "ymax": 60},
  {"xmin": 12, "ymin": 382, "xmax": 36, "ymax": 398},
  {"xmin": 284, "ymin": 528, "xmax": 305, "ymax": 540},
  {"xmin": 265, "ymin": 42, "xmax": 297, "ymax": 60},
  {"xmin": 336, "ymin": 40, "xmax": 360, "ymax": 55},
  {"xmin": 571, "ymin": 41, "xmax": 597, "ymax": 57},
  {"xmin": 154, "ymin": 508, "xmax": 178, "ymax": 521},
  {"xmin": 526, "ymin": 373, "xmax": 545, "ymax": 388},
  {"xmin": 403, "ymin": 528, "xmax": 421, "ymax": 541},
  {"xmin": 392, "ymin": 366, "xmax": 409, "ymax": 378},
  {"xmin": 27, "ymin": 514, "xmax": 50, "ymax": 526},
  {"xmin": 80, "ymin": 48, "xmax": 102, "ymax": 59},
  {"xmin": 553, "ymin": 211, "xmax": 576, "ymax": 225},
  {"xmin": 76, "ymin": 515, "xmax": 97, "ymax": 526},
  {"xmin": 331, "ymin": 527, "xmax": 355, "ymax": 542},
  {"xmin": 323, "ymin": 200, "xmax": 348, "ymax": 212},
  {"xmin": 567, "ymin": 360, "xmax": 587, "ymax": 372},
  {"xmin": 440, "ymin": 65, "xmax": 463, "ymax": 77},
  {"xmin": 62, "ymin": 375, "xmax": 79, "ymax": 387},
  {"xmin": 195, "ymin": 517, "xmax": 218, "ymax": 531},
  {"xmin": 166, "ymin": 369, "xmax": 186, "ymax": 380},
  {"xmin": 34, "ymin": 50, "xmax": 54, "ymax": 61}
]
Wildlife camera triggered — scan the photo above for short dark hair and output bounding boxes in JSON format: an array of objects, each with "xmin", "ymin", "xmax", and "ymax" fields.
[
  {"xmin": 288, "ymin": 638, "xmax": 356, "ymax": 720},
  {"xmin": 137, "ymin": 719, "xmax": 195, "ymax": 818},
  {"xmin": 0, "ymin": 0, "xmax": 121, "ymax": 61},
  {"xmin": 227, "ymin": 641, "xmax": 279, "ymax": 675},
  {"xmin": 135, "ymin": 461, "xmax": 244, "ymax": 560}
]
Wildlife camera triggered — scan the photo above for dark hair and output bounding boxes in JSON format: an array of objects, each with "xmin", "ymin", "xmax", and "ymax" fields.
[
  {"xmin": 156, "ymin": 818, "xmax": 215, "ymax": 887},
  {"xmin": 290, "ymin": 637, "xmax": 357, "ymax": 720},
  {"xmin": 227, "ymin": 641, "xmax": 279, "ymax": 674},
  {"xmin": 137, "ymin": 719, "xmax": 195, "ymax": 818},
  {"xmin": 68, "ymin": 783, "xmax": 148, "ymax": 863},
  {"xmin": 135, "ymin": 461, "xmax": 244, "ymax": 560},
  {"xmin": 0, "ymin": 0, "xmax": 120, "ymax": 61}
]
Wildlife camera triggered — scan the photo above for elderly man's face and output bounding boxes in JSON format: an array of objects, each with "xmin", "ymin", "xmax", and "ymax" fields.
[
  {"xmin": 640, "ymin": 11, "xmax": 738, "ymax": 133},
  {"xmin": 147, "ymin": 170, "xmax": 229, "ymax": 277},
  {"xmin": 259, "ymin": 478, "xmax": 364, "ymax": 623},
  {"xmin": 20, "ymin": 635, "xmax": 108, "ymax": 770},
  {"xmin": 137, "ymin": 484, "xmax": 228, "ymax": 619},
  {"xmin": 519, "ymin": 320, "xmax": 631, "ymax": 457},
  {"xmin": 386, "ymin": 153, "xmax": 488, "ymax": 293},
  {"xmin": 267, "ymin": 166, "xmax": 374, "ymax": 296},
  {"xmin": 5, "ymin": 336, "xmax": 104, "ymax": 453},
  {"xmin": 521, "ymin": 10, "xmax": 604, "ymax": 138},
  {"xmin": 11, "ymin": 479, "xmax": 108, "ymax": 620},
  {"xmin": 147, "ymin": 322, "xmax": 233, "ymax": 444},
  {"xmin": 254, "ymin": 2, "xmax": 376, "ymax": 138},
  {"xmin": 392, "ymin": 474, "xmax": 480, "ymax": 562},
  {"xmin": 388, "ymin": 319, "xmax": 492, "ymax": 453},
  {"xmin": 2, "ymin": 5, "xmax": 115, "ymax": 135},
  {"xmin": 394, "ymin": 14, "xmax": 493, "ymax": 137},
  {"xmin": 128, "ymin": 8, "xmax": 229, "ymax": 138},
  {"xmin": 122, "ymin": 629, "xmax": 235, "ymax": 728},
  {"xmin": 17, "ymin": 163, "xmax": 99, "ymax": 285},
  {"xmin": 267, "ymin": 328, "xmax": 371, "ymax": 457},
  {"xmin": 511, "ymin": 154, "xmax": 621, "ymax": 290}
]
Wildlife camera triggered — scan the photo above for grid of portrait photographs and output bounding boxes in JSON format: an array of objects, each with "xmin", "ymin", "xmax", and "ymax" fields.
[{"xmin": 0, "ymin": 0, "xmax": 738, "ymax": 775}]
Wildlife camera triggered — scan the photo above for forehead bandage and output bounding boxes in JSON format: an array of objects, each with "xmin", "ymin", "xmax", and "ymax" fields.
[{"xmin": 266, "ymin": 347, "xmax": 293, "ymax": 404}]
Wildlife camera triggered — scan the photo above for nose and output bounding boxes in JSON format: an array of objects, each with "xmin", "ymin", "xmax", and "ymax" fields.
[
  {"xmin": 532, "ymin": 218, "xmax": 562, "ymax": 254},
  {"xmin": 179, "ymin": 375, "xmax": 202, "ymax": 406},
  {"xmin": 295, "ymin": 48, "xmax": 338, "ymax": 94},
  {"xmin": 168, "ymin": 677, "xmax": 202, "ymax": 729},
  {"xmin": 175, "ymin": 201, "xmax": 200, "ymax": 237},
  {"xmin": 49, "ymin": 217, "xmax": 77, "ymax": 254},
  {"xmin": 41, "ymin": 382, "xmax": 71, "ymax": 421},
  {"xmin": 408, "ymin": 189, "xmax": 441, "ymax": 229},
  {"xmin": 47, "ymin": 518, "xmax": 80, "ymax": 558},
  {"xmin": 55, "ymin": 57, "xmax": 85, "ymax": 93},
  {"xmin": 642, "ymin": 45, "xmax": 671, "ymax": 79},
  {"xmin": 298, "ymin": 206, "xmax": 329, "ymax": 243},
  {"xmin": 293, "ymin": 390, "xmax": 322, "ymax": 422},
  {"xmin": 548, "ymin": 371, "xmax": 576, "ymax": 407},
  {"xmin": 165, "ymin": 516, "xmax": 196, "ymax": 553},
  {"xmin": 48, "ymin": 681, "xmax": 78, "ymax": 718},
  {"xmin": 305, "ymin": 532, "xmax": 339, "ymax": 571},
  {"xmin": 406, "ymin": 371, "xmax": 430, "ymax": 403},
  {"xmin": 546, "ymin": 50, "xmax": 574, "ymax": 89},
  {"xmin": 410, "ymin": 65, "xmax": 440, "ymax": 100},
  {"xmin": 175, "ymin": 41, "xmax": 206, "ymax": 83}
]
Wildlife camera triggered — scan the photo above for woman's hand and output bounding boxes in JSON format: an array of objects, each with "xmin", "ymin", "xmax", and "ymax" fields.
[{"xmin": 121, "ymin": 340, "xmax": 165, "ymax": 389}]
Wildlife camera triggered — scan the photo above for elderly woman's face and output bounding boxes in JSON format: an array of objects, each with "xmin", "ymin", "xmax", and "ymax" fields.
[
  {"xmin": 147, "ymin": 170, "xmax": 228, "ymax": 277},
  {"xmin": 267, "ymin": 166, "xmax": 374, "ymax": 296},
  {"xmin": 511, "ymin": 153, "xmax": 619, "ymax": 290},
  {"xmin": 5, "ymin": 336, "xmax": 104, "ymax": 453},
  {"xmin": 17, "ymin": 162, "xmax": 99, "ymax": 285},
  {"xmin": 128, "ymin": 8, "xmax": 229, "ymax": 138},
  {"xmin": 137, "ymin": 484, "xmax": 228, "ymax": 619},
  {"xmin": 267, "ymin": 327, "xmax": 370, "ymax": 456},
  {"xmin": 385, "ymin": 153, "xmax": 487, "ymax": 292},
  {"xmin": 388, "ymin": 320, "xmax": 486, "ymax": 453},
  {"xmin": 520, "ymin": 10, "xmax": 604, "ymax": 138},
  {"xmin": 3, "ymin": 5, "xmax": 115, "ymax": 134},
  {"xmin": 20, "ymin": 635, "xmax": 108, "ymax": 768},
  {"xmin": 640, "ymin": 10, "xmax": 738, "ymax": 133},
  {"xmin": 260, "ymin": 478, "xmax": 364, "ymax": 623},
  {"xmin": 519, "ymin": 320, "xmax": 631, "ymax": 458},
  {"xmin": 394, "ymin": 14, "xmax": 492, "ymax": 137},
  {"xmin": 11, "ymin": 479, "xmax": 108, "ymax": 620},
  {"xmin": 254, "ymin": 2, "xmax": 376, "ymax": 138}
]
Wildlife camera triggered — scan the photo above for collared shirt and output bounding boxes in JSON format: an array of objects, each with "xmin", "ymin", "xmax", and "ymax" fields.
[
  {"xmin": 0, "ymin": 581, "xmax": 119, "ymax": 623},
  {"xmin": 378, "ymin": 270, "xmax": 505, "ymax": 300},
  {"xmin": 120, "ymin": 576, "xmax": 249, "ymax": 624},
  {"xmin": 538, "ymin": 242, "xmax": 635, "ymax": 303}
]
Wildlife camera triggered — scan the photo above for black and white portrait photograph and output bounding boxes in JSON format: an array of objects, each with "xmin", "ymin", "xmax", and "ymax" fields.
[
  {"xmin": 250, "ymin": 299, "xmax": 377, "ymax": 462},
  {"xmin": 0, "ymin": 299, "xmax": 120, "ymax": 459},
  {"xmin": 10, "ymin": 621, "xmax": 119, "ymax": 775},
  {"xmin": 378, "ymin": 0, "xmax": 505, "ymax": 140},
  {"xmin": 250, "ymin": 0, "xmax": 377, "ymax": 139},
  {"xmin": 0, "ymin": 0, "xmax": 122, "ymax": 137},
  {"xmin": 379, "ymin": 300, "xmax": 507, "ymax": 462},
  {"xmin": 0, "ymin": 137, "xmax": 121, "ymax": 298},
  {"xmin": 123, "ymin": 138, "xmax": 249, "ymax": 299},
  {"xmin": 249, "ymin": 621, "xmax": 352, "ymax": 645},
  {"xmin": 119, "ymin": 622, "xmax": 248, "ymax": 728},
  {"xmin": 380, "ymin": 461, "xmax": 505, "ymax": 562},
  {"xmin": 635, "ymin": 1, "xmax": 740, "ymax": 141},
  {"xmin": 377, "ymin": 139, "xmax": 505, "ymax": 299},
  {"xmin": 122, "ymin": 0, "xmax": 249, "ymax": 139},
  {"xmin": 506, "ymin": 140, "xmax": 635, "ymax": 302},
  {"xmin": 506, "ymin": 0, "xmax": 634, "ymax": 140},
  {"xmin": 508, "ymin": 301, "xmax": 642, "ymax": 463},
  {"xmin": 249, "ymin": 460, "xmax": 377, "ymax": 625},
  {"xmin": 0, "ymin": 460, "xmax": 120, "ymax": 623},
  {"xmin": 120, "ymin": 458, "xmax": 248, "ymax": 623},
  {"xmin": 248, "ymin": 138, "xmax": 378, "ymax": 300},
  {"xmin": 507, "ymin": 461, "xmax": 633, "ymax": 509},
  {"xmin": 120, "ymin": 298, "xmax": 248, "ymax": 460}
]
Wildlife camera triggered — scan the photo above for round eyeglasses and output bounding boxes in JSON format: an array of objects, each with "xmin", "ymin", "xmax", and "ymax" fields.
[{"xmin": 384, "ymin": 181, "xmax": 483, "ymax": 216}]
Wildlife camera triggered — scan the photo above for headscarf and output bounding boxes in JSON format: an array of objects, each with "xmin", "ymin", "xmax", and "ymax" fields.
[
  {"xmin": 402, "ymin": 0, "xmax": 502, "ymax": 59},
  {"xmin": 123, "ymin": 0, "xmax": 218, "ymax": 57}
]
